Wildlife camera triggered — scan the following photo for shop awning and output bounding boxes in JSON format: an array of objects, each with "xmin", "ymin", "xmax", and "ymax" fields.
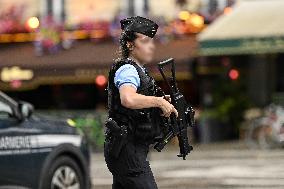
[
  {"xmin": 0, "ymin": 36, "xmax": 197, "ymax": 91},
  {"xmin": 198, "ymin": 0, "xmax": 284, "ymax": 56}
]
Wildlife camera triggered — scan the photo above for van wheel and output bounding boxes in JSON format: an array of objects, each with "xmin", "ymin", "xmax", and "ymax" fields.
[{"xmin": 42, "ymin": 156, "xmax": 85, "ymax": 189}]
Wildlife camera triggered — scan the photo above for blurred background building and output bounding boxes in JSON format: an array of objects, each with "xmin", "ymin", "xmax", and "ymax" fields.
[
  {"xmin": 0, "ymin": 0, "xmax": 210, "ymax": 108},
  {"xmin": 1, "ymin": 0, "xmax": 284, "ymax": 145},
  {"xmin": 2, "ymin": 2, "xmax": 284, "ymax": 188}
]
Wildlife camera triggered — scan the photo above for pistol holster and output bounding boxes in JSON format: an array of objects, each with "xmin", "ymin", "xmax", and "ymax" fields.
[{"xmin": 105, "ymin": 118, "xmax": 128, "ymax": 159}]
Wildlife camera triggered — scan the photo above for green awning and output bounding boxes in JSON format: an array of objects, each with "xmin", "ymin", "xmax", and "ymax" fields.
[{"xmin": 198, "ymin": 0, "xmax": 284, "ymax": 56}]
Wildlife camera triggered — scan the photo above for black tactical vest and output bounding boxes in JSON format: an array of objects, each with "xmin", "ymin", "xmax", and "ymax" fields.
[{"xmin": 107, "ymin": 58, "xmax": 161, "ymax": 144}]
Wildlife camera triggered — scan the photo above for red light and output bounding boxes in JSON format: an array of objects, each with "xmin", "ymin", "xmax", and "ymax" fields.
[
  {"xmin": 95, "ymin": 75, "xmax": 107, "ymax": 86},
  {"xmin": 229, "ymin": 69, "xmax": 239, "ymax": 80},
  {"xmin": 10, "ymin": 80, "xmax": 22, "ymax": 88}
]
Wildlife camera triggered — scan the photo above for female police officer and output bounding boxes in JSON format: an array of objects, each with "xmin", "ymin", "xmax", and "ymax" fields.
[{"xmin": 104, "ymin": 16, "xmax": 178, "ymax": 189}]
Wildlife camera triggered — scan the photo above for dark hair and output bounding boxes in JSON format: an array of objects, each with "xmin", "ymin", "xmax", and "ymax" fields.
[{"xmin": 115, "ymin": 30, "xmax": 138, "ymax": 63}]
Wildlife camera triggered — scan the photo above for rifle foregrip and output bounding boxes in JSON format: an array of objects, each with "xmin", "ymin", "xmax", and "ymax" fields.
[{"xmin": 154, "ymin": 131, "xmax": 174, "ymax": 152}]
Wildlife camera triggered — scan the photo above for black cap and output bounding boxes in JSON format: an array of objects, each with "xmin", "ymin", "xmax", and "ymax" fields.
[{"xmin": 120, "ymin": 16, "xmax": 158, "ymax": 38}]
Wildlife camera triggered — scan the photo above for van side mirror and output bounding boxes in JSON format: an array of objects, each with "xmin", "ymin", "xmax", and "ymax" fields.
[{"xmin": 18, "ymin": 101, "xmax": 34, "ymax": 120}]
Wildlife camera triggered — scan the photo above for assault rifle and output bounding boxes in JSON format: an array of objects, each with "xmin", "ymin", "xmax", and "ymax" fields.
[{"xmin": 153, "ymin": 58, "xmax": 195, "ymax": 160}]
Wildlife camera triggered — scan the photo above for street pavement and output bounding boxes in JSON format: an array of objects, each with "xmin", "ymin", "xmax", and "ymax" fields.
[{"xmin": 90, "ymin": 141, "xmax": 284, "ymax": 189}]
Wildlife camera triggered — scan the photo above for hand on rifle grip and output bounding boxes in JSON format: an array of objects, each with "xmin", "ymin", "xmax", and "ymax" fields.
[{"xmin": 157, "ymin": 97, "xmax": 178, "ymax": 118}]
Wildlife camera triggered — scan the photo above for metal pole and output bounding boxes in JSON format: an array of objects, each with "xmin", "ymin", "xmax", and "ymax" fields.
[{"xmin": 128, "ymin": 0, "xmax": 135, "ymax": 16}]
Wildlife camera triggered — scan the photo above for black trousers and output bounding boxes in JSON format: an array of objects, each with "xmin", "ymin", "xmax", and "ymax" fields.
[{"xmin": 104, "ymin": 138, "xmax": 158, "ymax": 189}]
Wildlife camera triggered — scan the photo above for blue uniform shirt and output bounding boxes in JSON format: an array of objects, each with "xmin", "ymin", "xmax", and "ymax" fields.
[{"xmin": 114, "ymin": 60, "xmax": 146, "ymax": 90}]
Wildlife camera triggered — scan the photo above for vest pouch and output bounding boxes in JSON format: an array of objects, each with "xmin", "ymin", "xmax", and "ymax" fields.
[{"xmin": 134, "ymin": 113, "xmax": 154, "ymax": 141}]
